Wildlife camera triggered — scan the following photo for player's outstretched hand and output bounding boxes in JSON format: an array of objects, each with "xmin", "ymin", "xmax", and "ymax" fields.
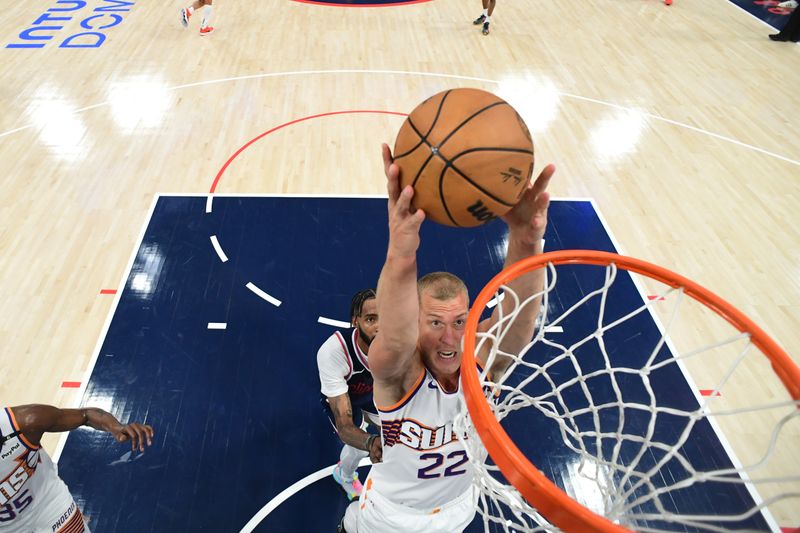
[
  {"xmin": 501, "ymin": 164, "xmax": 554, "ymax": 247},
  {"xmin": 383, "ymin": 143, "xmax": 425, "ymax": 259},
  {"xmin": 113, "ymin": 423, "xmax": 154, "ymax": 452}
]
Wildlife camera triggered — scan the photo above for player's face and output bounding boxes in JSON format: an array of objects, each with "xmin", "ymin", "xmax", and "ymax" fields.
[
  {"xmin": 355, "ymin": 298, "xmax": 379, "ymax": 347},
  {"xmin": 417, "ymin": 290, "xmax": 469, "ymax": 379}
]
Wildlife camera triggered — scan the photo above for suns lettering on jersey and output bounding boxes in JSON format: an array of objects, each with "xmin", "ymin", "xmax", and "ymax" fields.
[
  {"xmin": 382, "ymin": 418, "xmax": 464, "ymax": 451},
  {"xmin": 0, "ymin": 450, "xmax": 39, "ymax": 505}
]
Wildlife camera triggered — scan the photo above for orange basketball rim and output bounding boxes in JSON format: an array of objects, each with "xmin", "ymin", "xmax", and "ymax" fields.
[{"xmin": 460, "ymin": 249, "xmax": 800, "ymax": 533}]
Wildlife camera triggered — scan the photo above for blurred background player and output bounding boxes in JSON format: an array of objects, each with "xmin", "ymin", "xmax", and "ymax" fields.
[
  {"xmin": 0, "ymin": 404, "xmax": 154, "ymax": 533},
  {"xmin": 180, "ymin": 0, "xmax": 214, "ymax": 36},
  {"xmin": 317, "ymin": 289, "xmax": 382, "ymax": 500},
  {"xmin": 769, "ymin": 1, "xmax": 800, "ymax": 41},
  {"xmin": 472, "ymin": 0, "xmax": 496, "ymax": 35}
]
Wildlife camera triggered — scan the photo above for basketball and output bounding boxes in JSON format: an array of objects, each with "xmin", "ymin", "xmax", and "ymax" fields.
[{"xmin": 393, "ymin": 88, "xmax": 534, "ymax": 227}]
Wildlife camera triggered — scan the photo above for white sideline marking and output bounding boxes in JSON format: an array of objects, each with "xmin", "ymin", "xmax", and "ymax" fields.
[
  {"xmin": 53, "ymin": 195, "xmax": 161, "ymax": 462},
  {"xmin": 589, "ymin": 198, "xmax": 781, "ymax": 533}
]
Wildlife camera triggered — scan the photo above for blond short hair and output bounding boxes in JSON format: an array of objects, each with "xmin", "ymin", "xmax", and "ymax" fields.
[{"xmin": 417, "ymin": 272, "xmax": 468, "ymax": 301}]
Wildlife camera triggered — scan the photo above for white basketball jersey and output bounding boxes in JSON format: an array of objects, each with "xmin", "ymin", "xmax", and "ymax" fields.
[
  {"xmin": 0, "ymin": 407, "xmax": 65, "ymax": 530},
  {"xmin": 369, "ymin": 367, "xmax": 474, "ymax": 510}
]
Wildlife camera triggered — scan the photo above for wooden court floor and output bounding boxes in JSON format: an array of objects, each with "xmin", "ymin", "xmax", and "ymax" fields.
[{"xmin": 1, "ymin": 0, "xmax": 798, "ymax": 528}]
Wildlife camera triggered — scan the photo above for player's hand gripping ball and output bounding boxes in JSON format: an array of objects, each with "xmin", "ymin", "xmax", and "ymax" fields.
[{"xmin": 393, "ymin": 88, "xmax": 534, "ymax": 227}]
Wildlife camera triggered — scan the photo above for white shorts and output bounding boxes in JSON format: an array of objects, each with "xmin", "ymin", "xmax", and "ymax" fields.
[
  {"xmin": 344, "ymin": 482, "xmax": 476, "ymax": 533},
  {"xmin": 0, "ymin": 478, "xmax": 90, "ymax": 533}
]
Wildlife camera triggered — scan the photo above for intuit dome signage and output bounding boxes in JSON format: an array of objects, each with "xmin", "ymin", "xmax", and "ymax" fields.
[{"xmin": 6, "ymin": 0, "xmax": 134, "ymax": 49}]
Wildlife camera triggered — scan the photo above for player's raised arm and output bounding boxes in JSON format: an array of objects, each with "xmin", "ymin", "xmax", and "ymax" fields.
[
  {"xmin": 478, "ymin": 164, "xmax": 555, "ymax": 378},
  {"xmin": 369, "ymin": 144, "xmax": 426, "ymax": 385},
  {"xmin": 12, "ymin": 404, "xmax": 154, "ymax": 452}
]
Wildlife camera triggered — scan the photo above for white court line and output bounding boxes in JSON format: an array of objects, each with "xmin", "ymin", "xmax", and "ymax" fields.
[
  {"xmin": 203, "ymin": 193, "xmax": 386, "ymax": 214},
  {"xmin": 210, "ymin": 235, "xmax": 228, "ymax": 262},
  {"xmin": 486, "ymin": 293, "xmax": 563, "ymax": 333},
  {"xmin": 1, "ymin": 70, "xmax": 796, "ymax": 167},
  {"xmin": 207, "ymin": 322, "xmax": 227, "ymax": 330},
  {"xmin": 720, "ymin": 0, "xmax": 799, "ymax": 30},
  {"xmin": 200, "ymin": 193, "xmax": 387, "ymax": 198},
  {"xmin": 53, "ymin": 195, "xmax": 162, "ymax": 463},
  {"xmin": 240, "ymin": 458, "xmax": 371, "ymax": 533},
  {"xmin": 246, "ymin": 282, "xmax": 282, "ymax": 307},
  {"xmin": 588, "ymin": 199, "xmax": 781, "ymax": 533},
  {"xmin": 318, "ymin": 317, "xmax": 351, "ymax": 328},
  {"xmin": 486, "ymin": 292, "xmax": 505, "ymax": 308}
]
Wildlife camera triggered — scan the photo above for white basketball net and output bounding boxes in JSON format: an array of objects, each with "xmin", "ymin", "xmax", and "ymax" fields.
[{"xmin": 454, "ymin": 260, "xmax": 800, "ymax": 532}]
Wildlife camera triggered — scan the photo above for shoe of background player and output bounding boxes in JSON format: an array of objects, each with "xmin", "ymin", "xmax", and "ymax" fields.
[
  {"xmin": 332, "ymin": 462, "xmax": 363, "ymax": 501},
  {"xmin": 180, "ymin": 8, "xmax": 191, "ymax": 28}
]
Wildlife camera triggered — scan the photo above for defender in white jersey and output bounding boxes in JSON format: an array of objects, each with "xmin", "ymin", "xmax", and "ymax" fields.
[
  {"xmin": 0, "ymin": 405, "xmax": 153, "ymax": 532},
  {"xmin": 318, "ymin": 288, "xmax": 382, "ymax": 500},
  {"xmin": 338, "ymin": 144, "xmax": 554, "ymax": 532}
]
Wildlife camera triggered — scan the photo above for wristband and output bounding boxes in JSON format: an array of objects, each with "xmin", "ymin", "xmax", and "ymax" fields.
[{"xmin": 364, "ymin": 434, "xmax": 377, "ymax": 451}]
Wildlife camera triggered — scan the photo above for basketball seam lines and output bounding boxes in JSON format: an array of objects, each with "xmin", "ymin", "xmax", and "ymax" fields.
[
  {"xmin": 437, "ymin": 99, "xmax": 516, "ymax": 224},
  {"xmin": 451, "ymin": 147, "xmax": 534, "ymax": 158},
  {"xmin": 434, "ymin": 100, "xmax": 522, "ymax": 220},
  {"xmin": 394, "ymin": 119, "xmax": 426, "ymax": 160},
  {"xmin": 398, "ymin": 117, "xmax": 429, "ymax": 161},
  {"xmin": 393, "ymin": 90, "xmax": 451, "ymax": 160},
  {"xmin": 437, "ymin": 164, "xmax": 460, "ymax": 226},
  {"xmin": 397, "ymin": 92, "xmax": 526, "ymax": 223},
  {"xmin": 436, "ymin": 101, "xmax": 507, "ymax": 150},
  {"xmin": 435, "ymin": 147, "xmax": 527, "ymax": 213},
  {"xmin": 447, "ymin": 146, "xmax": 533, "ymax": 205},
  {"xmin": 425, "ymin": 90, "xmax": 450, "ymax": 138},
  {"xmin": 398, "ymin": 92, "xmax": 452, "ymax": 217},
  {"xmin": 446, "ymin": 163, "xmax": 516, "ymax": 208},
  {"xmin": 412, "ymin": 152, "xmax": 435, "ymax": 189}
]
